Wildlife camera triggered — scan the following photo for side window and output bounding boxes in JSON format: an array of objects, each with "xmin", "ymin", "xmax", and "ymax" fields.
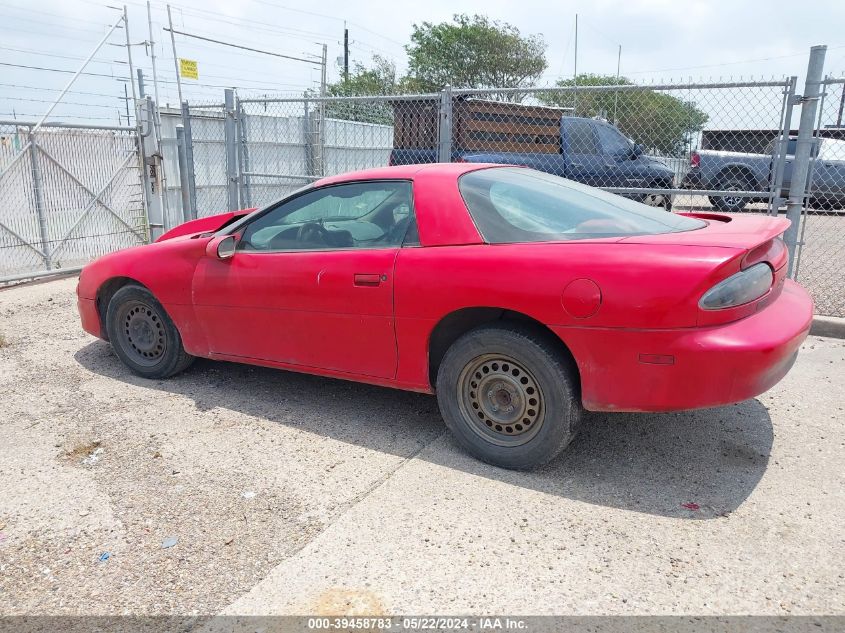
[
  {"xmin": 240, "ymin": 181, "xmax": 414, "ymax": 251},
  {"xmin": 566, "ymin": 120, "xmax": 600, "ymax": 155},
  {"xmin": 595, "ymin": 123, "xmax": 631, "ymax": 156}
]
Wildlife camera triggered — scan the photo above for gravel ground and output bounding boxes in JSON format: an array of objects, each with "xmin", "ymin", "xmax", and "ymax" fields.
[{"xmin": 0, "ymin": 277, "xmax": 843, "ymax": 617}]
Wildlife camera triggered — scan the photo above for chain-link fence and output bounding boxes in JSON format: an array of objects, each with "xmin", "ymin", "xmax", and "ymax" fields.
[
  {"xmin": 152, "ymin": 75, "xmax": 845, "ymax": 316},
  {"xmin": 2, "ymin": 49, "xmax": 842, "ymax": 317},
  {"xmin": 792, "ymin": 76, "xmax": 845, "ymax": 317},
  {"xmin": 0, "ymin": 120, "xmax": 146, "ymax": 282}
]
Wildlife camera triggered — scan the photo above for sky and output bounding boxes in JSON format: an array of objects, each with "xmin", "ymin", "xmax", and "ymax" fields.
[{"xmin": 1, "ymin": 0, "xmax": 844, "ymax": 126}]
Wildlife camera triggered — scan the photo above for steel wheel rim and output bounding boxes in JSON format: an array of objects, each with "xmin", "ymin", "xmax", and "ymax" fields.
[
  {"xmin": 724, "ymin": 181, "xmax": 743, "ymax": 207},
  {"xmin": 115, "ymin": 300, "xmax": 167, "ymax": 367},
  {"xmin": 457, "ymin": 353, "xmax": 545, "ymax": 447}
]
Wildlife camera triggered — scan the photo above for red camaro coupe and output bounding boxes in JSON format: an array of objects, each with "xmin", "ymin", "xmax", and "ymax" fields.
[{"xmin": 77, "ymin": 163, "xmax": 813, "ymax": 469}]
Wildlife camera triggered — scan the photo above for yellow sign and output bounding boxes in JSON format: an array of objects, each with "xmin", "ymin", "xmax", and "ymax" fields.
[{"xmin": 179, "ymin": 58, "xmax": 198, "ymax": 80}]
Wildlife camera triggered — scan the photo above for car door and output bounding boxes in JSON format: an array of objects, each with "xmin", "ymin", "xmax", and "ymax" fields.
[
  {"xmin": 810, "ymin": 138, "xmax": 845, "ymax": 206},
  {"xmin": 192, "ymin": 180, "xmax": 415, "ymax": 379},
  {"xmin": 562, "ymin": 119, "xmax": 603, "ymax": 186},
  {"xmin": 593, "ymin": 121, "xmax": 637, "ymax": 188}
]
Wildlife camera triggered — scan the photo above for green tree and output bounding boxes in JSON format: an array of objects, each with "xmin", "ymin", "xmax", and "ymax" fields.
[
  {"xmin": 324, "ymin": 55, "xmax": 401, "ymax": 124},
  {"xmin": 328, "ymin": 55, "xmax": 398, "ymax": 98},
  {"xmin": 539, "ymin": 74, "xmax": 709, "ymax": 155},
  {"xmin": 405, "ymin": 14, "xmax": 547, "ymax": 96}
]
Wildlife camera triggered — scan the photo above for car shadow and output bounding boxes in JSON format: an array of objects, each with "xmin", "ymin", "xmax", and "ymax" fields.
[{"xmin": 74, "ymin": 341, "xmax": 773, "ymax": 520}]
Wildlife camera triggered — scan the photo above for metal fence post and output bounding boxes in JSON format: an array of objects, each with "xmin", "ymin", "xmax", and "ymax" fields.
[
  {"xmin": 224, "ymin": 88, "xmax": 239, "ymax": 210},
  {"xmin": 180, "ymin": 100, "xmax": 197, "ymax": 218},
  {"xmin": 175, "ymin": 124, "xmax": 191, "ymax": 223},
  {"xmin": 27, "ymin": 129, "xmax": 51, "ymax": 271},
  {"xmin": 784, "ymin": 45, "xmax": 826, "ymax": 278},
  {"xmin": 438, "ymin": 85, "xmax": 453, "ymax": 163},
  {"xmin": 236, "ymin": 96, "xmax": 251, "ymax": 208},
  {"xmin": 769, "ymin": 76, "xmax": 798, "ymax": 216}
]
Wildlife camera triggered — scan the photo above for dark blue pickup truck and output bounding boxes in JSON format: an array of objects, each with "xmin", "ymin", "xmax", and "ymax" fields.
[{"xmin": 389, "ymin": 115, "xmax": 676, "ymax": 209}]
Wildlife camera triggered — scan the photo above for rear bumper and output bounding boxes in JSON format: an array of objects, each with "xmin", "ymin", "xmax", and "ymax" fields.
[{"xmin": 557, "ymin": 280, "xmax": 813, "ymax": 412}]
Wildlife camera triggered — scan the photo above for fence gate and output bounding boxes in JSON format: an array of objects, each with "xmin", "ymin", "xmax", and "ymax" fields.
[{"xmin": 0, "ymin": 121, "xmax": 147, "ymax": 282}]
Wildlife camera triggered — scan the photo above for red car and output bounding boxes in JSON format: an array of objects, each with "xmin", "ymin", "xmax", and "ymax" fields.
[{"xmin": 77, "ymin": 163, "xmax": 813, "ymax": 469}]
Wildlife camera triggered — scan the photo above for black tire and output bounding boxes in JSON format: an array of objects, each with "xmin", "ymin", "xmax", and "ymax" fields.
[
  {"xmin": 435, "ymin": 323, "xmax": 582, "ymax": 470},
  {"xmin": 709, "ymin": 173, "xmax": 752, "ymax": 211},
  {"xmin": 642, "ymin": 191, "xmax": 673, "ymax": 212},
  {"xmin": 105, "ymin": 284, "xmax": 194, "ymax": 379}
]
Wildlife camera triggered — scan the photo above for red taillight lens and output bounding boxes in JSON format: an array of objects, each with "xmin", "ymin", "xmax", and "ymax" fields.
[{"xmin": 690, "ymin": 152, "xmax": 700, "ymax": 168}]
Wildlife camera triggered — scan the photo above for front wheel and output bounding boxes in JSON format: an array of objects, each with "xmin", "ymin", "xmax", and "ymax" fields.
[
  {"xmin": 436, "ymin": 324, "xmax": 582, "ymax": 470},
  {"xmin": 105, "ymin": 284, "xmax": 194, "ymax": 379}
]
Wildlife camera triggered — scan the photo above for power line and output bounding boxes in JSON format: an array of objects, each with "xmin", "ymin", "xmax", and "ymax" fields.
[
  {"xmin": 0, "ymin": 111, "xmax": 122, "ymax": 121},
  {"xmin": 0, "ymin": 45, "xmax": 127, "ymax": 66},
  {"xmin": 0, "ymin": 83, "xmax": 127, "ymax": 100},
  {"xmin": 0, "ymin": 96, "xmax": 123, "ymax": 109},
  {"xmin": 0, "ymin": 62, "xmax": 129, "ymax": 80},
  {"xmin": 163, "ymin": 27, "xmax": 322, "ymax": 66},
  {"xmin": 1, "ymin": 3, "xmax": 120, "ymax": 28},
  {"xmin": 626, "ymin": 44, "xmax": 845, "ymax": 75}
]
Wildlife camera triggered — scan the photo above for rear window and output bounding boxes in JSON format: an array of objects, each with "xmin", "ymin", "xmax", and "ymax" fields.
[{"xmin": 458, "ymin": 167, "xmax": 704, "ymax": 243}]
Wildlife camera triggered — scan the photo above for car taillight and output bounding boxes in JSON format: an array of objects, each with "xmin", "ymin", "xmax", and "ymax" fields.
[
  {"xmin": 698, "ymin": 263, "xmax": 774, "ymax": 310},
  {"xmin": 690, "ymin": 152, "xmax": 700, "ymax": 168}
]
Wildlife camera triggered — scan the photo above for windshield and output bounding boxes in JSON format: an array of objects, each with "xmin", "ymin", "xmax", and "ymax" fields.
[{"xmin": 458, "ymin": 167, "xmax": 704, "ymax": 243}]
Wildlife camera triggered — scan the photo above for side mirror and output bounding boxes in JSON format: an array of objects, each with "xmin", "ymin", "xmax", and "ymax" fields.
[
  {"xmin": 631, "ymin": 143, "xmax": 645, "ymax": 158},
  {"xmin": 206, "ymin": 235, "xmax": 237, "ymax": 260}
]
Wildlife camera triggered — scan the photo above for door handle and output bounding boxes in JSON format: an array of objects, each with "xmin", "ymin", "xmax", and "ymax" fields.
[{"xmin": 354, "ymin": 273, "xmax": 383, "ymax": 287}]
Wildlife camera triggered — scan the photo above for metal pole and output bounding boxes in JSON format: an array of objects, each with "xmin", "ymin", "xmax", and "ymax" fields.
[
  {"xmin": 318, "ymin": 44, "xmax": 327, "ymax": 177},
  {"xmin": 147, "ymin": 0, "xmax": 162, "ymax": 139},
  {"xmin": 137, "ymin": 68, "xmax": 146, "ymax": 98},
  {"xmin": 180, "ymin": 100, "xmax": 197, "ymax": 217},
  {"xmin": 123, "ymin": 6, "xmax": 138, "ymax": 107},
  {"xmin": 175, "ymin": 124, "xmax": 191, "ymax": 222},
  {"xmin": 573, "ymin": 14, "xmax": 578, "ymax": 113},
  {"xmin": 237, "ymin": 97, "xmax": 251, "ymax": 208},
  {"xmin": 32, "ymin": 18, "xmax": 123, "ymax": 133},
  {"xmin": 224, "ymin": 88, "xmax": 239, "ymax": 210},
  {"xmin": 123, "ymin": 84, "xmax": 131, "ymax": 125},
  {"xmin": 837, "ymin": 79, "xmax": 845, "ymax": 127},
  {"xmin": 438, "ymin": 85, "xmax": 453, "ymax": 163},
  {"xmin": 167, "ymin": 5, "xmax": 184, "ymax": 105},
  {"xmin": 27, "ymin": 129, "xmax": 50, "ymax": 270},
  {"xmin": 769, "ymin": 76, "xmax": 798, "ymax": 216},
  {"xmin": 613, "ymin": 44, "xmax": 621, "ymax": 125},
  {"xmin": 343, "ymin": 25, "xmax": 349, "ymax": 82},
  {"xmin": 784, "ymin": 45, "xmax": 827, "ymax": 278}
]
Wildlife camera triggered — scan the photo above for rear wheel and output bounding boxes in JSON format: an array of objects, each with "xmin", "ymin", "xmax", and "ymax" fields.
[
  {"xmin": 709, "ymin": 173, "xmax": 752, "ymax": 211},
  {"xmin": 436, "ymin": 324, "xmax": 582, "ymax": 470},
  {"xmin": 105, "ymin": 284, "xmax": 194, "ymax": 379}
]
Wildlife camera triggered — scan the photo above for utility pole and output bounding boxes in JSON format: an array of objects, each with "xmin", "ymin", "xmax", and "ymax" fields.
[
  {"xmin": 320, "ymin": 43, "xmax": 328, "ymax": 98},
  {"xmin": 343, "ymin": 24, "xmax": 349, "ymax": 82},
  {"xmin": 167, "ymin": 4, "xmax": 183, "ymax": 105},
  {"xmin": 123, "ymin": 5, "xmax": 138, "ymax": 115},
  {"xmin": 124, "ymin": 83, "xmax": 131, "ymax": 124},
  {"xmin": 146, "ymin": 0, "xmax": 162, "ymax": 140}
]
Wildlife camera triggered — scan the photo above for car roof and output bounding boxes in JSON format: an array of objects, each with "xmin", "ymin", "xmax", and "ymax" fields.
[{"xmin": 314, "ymin": 162, "xmax": 501, "ymax": 187}]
